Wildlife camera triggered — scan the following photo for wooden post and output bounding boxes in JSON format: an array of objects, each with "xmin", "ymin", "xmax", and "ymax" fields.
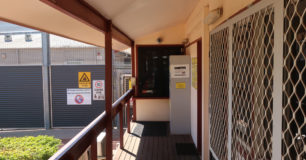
[
  {"xmin": 105, "ymin": 20, "xmax": 113, "ymax": 160},
  {"xmin": 131, "ymin": 41, "xmax": 136, "ymax": 121},
  {"xmin": 119, "ymin": 104, "xmax": 124, "ymax": 149},
  {"xmin": 126, "ymin": 100, "xmax": 131, "ymax": 133},
  {"xmin": 91, "ymin": 138, "xmax": 97, "ymax": 160},
  {"xmin": 197, "ymin": 39, "xmax": 202, "ymax": 154}
]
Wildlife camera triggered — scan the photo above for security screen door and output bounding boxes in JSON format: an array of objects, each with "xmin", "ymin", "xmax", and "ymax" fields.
[{"xmin": 209, "ymin": 0, "xmax": 305, "ymax": 159}]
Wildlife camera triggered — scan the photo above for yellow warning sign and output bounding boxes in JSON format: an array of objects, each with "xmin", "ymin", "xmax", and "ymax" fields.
[
  {"xmin": 176, "ymin": 82, "xmax": 186, "ymax": 89},
  {"xmin": 78, "ymin": 72, "xmax": 91, "ymax": 88}
]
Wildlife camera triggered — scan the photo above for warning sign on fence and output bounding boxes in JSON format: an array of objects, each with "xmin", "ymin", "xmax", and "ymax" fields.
[
  {"xmin": 93, "ymin": 80, "xmax": 105, "ymax": 100},
  {"xmin": 78, "ymin": 72, "xmax": 91, "ymax": 88},
  {"xmin": 67, "ymin": 88, "xmax": 91, "ymax": 105}
]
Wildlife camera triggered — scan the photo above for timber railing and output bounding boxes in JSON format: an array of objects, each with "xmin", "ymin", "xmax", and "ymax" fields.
[{"xmin": 49, "ymin": 89, "xmax": 134, "ymax": 160}]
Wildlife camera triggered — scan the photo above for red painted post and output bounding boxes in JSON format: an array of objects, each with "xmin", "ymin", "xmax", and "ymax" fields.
[
  {"xmin": 131, "ymin": 42, "xmax": 136, "ymax": 122},
  {"xmin": 119, "ymin": 105, "xmax": 124, "ymax": 149},
  {"xmin": 91, "ymin": 138, "xmax": 97, "ymax": 160},
  {"xmin": 105, "ymin": 20, "xmax": 113, "ymax": 160},
  {"xmin": 127, "ymin": 100, "xmax": 131, "ymax": 133}
]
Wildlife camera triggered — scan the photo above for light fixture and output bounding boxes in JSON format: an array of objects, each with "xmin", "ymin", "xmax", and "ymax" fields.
[
  {"xmin": 25, "ymin": 34, "xmax": 32, "ymax": 42},
  {"xmin": 204, "ymin": 8, "xmax": 223, "ymax": 25},
  {"xmin": 4, "ymin": 34, "xmax": 12, "ymax": 42}
]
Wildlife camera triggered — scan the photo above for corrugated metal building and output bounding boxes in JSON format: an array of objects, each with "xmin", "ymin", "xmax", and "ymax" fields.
[{"xmin": 0, "ymin": 22, "xmax": 131, "ymax": 128}]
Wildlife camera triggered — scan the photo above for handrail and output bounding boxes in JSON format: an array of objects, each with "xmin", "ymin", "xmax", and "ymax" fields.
[
  {"xmin": 112, "ymin": 89, "xmax": 134, "ymax": 119},
  {"xmin": 49, "ymin": 89, "xmax": 134, "ymax": 160}
]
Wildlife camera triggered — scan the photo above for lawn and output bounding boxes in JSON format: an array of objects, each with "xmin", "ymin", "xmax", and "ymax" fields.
[{"xmin": 0, "ymin": 135, "xmax": 61, "ymax": 160}]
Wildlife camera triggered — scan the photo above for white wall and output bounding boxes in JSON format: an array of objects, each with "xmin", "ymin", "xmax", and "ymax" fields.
[
  {"xmin": 186, "ymin": 44, "xmax": 198, "ymax": 147},
  {"xmin": 136, "ymin": 99, "xmax": 170, "ymax": 121}
]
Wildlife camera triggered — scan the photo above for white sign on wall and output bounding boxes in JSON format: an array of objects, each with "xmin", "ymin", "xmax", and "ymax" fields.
[
  {"xmin": 93, "ymin": 80, "xmax": 105, "ymax": 100},
  {"xmin": 67, "ymin": 88, "xmax": 92, "ymax": 105},
  {"xmin": 170, "ymin": 64, "xmax": 190, "ymax": 78}
]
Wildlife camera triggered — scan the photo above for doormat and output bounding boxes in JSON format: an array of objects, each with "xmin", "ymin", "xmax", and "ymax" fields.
[
  {"xmin": 176, "ymin": 143, "xmax": 199, "ymax": 156},
  {"xmin": 133, "ymin": 122, "xmax": 168, "ymax": 137}
]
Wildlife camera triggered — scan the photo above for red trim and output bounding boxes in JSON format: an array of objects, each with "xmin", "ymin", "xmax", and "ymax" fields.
[
  {"xmin": 119, "ymin": 108, "xmax": 124, "ymax": 149},
  {"xmin": 185, "ymin": 37, "xmax": 202, "ymax": 48},
  {"xmin": 197, "ymin": 39, "xmax": 202, "ymax": 154},
  {"xmin": 132, "ymin": 98, "xmax": 137, "ymax": 121},
  {"xmin": 127, "ymin": 101, "xmax": 131, "ymax": 133},
  {"xmin": 91, "ymin": 139, "xmax": 97, "ymax": 160},
  {"xmin": 104, "ymin": 20, "xmax": 113, "ymax": 160},
  {"xmin": 132, "ymin": 42, "xmax": 137, "ymax": 121}
]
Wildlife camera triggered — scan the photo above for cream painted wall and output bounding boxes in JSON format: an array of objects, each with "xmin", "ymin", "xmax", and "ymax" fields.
[
  {"xmin": 135, "ymin": 23, "xmax": 185, "ymax": 45},
  {"xmin": 136, "ymin": 99, "xmax": 170, "ymax": 121},
  {"xmin": 185, "ymin": 1, "xmax": 204, "ymax": 42},
  {"xmin": 205, "ymin": 0, "xmax": 256, "ymax": 30}
]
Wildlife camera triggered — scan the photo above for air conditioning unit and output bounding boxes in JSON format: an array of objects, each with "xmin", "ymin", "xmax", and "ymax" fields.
[{"xmin": 97, "ymin": 132, "xmax": 106, "ymax": 159}]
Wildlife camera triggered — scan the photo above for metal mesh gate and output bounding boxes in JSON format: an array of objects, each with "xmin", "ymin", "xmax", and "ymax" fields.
[
  {"xmin": 231, "ymin": 5, "xmax": 274, "ymax": 159},
  {"xmin": 282, "ymin": 0, "xmax": 306, "ymax": 159},
  {"xmin": 209, "ymin": 1, "xmax": 283, "ymax": 159},
  {"xmin": 210, "ymin": 28, "xmax": 229, "ymax": 160},
  {"xmin": 209, "ymin": 0, "xmax": 305, "ymax": 159}
]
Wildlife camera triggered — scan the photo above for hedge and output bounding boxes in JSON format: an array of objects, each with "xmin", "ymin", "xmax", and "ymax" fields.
[{"xmin": 0, "ymin": 135, "xmax": 61, "ymax": 160}]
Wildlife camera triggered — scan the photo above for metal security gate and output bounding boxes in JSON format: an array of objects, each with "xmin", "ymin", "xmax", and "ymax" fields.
[
  {"xmin": 282, "ymin": 0, "xmax": 305, "ymax": 159},
  {"xmin": 209, "ymin": 0, "xmax": 305, "ymax": 159},
  {"xmin": 210, "ymin": 28, "xmax": 229, "ymax": 160},
  {"xmin": 0, "ymin": 32, "xmax": 44, "ymax": 128},
  {"xmin": 49, "ymin": 35, "xmax": 106, "ymax": 127}
]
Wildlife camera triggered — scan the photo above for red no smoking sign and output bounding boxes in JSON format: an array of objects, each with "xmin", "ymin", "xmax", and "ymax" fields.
[{"xmin": 94, "ymin": 80, "xmax": 103, "ymax": 89}]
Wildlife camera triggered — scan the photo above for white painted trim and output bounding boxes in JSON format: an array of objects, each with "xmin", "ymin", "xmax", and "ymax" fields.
[
  {"xmin": 227, "ymin": 24, "xmax": 233, "ymax": 160},
  {"xmin": 209, "ymin": 147, "xmax": 219, "ymax": 160},
  {"xmin": 209, "ymin": 0, "xmax": 284, "ymax": 159},
  {"xmin": 272, "ymin": 0, "xmax": 283, "ymax": 159}
]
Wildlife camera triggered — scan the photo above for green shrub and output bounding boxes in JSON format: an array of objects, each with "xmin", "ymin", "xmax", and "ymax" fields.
[{"xmin": 0, "ymin": 135, "xmax": 61, "ymax": 160}]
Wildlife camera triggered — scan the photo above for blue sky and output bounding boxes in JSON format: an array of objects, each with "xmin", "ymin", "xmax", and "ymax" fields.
[{"xmin": 0, "ymin": 21, "xmax": 36, "ymax": 33}]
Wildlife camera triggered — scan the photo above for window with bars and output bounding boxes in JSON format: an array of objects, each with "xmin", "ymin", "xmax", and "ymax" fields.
[
  {"xmin": 231, "ymin": 5, "xmax": 274, "ymax": 160},
  {"xmin": 282, "ymin": 0, "xmax": 306, "ymax": 159},
  {"xmin": 209, "ymin": 28, "xmax": 229, "ymax": 160}
]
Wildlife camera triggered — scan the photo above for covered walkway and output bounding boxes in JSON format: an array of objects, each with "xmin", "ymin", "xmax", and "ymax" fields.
[{"xmin": 114, "ymin": 122, "xmax": 200, "ymax": 160}]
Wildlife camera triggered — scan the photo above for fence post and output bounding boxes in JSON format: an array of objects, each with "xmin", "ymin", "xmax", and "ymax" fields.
[
  {"xmin": 120, "ymin": 104, "xmax": 124, "ymax": 149},
  {"xmin": 91, "ymin": 138, "xmax": 97, "ymax": 160},
  {"xmin": 42, "ymin": 32, "xmax": 51, "ymax": 129},
  {"xmin": 127, "ymin": 100, "xmax": 131, "ymax": 133}
]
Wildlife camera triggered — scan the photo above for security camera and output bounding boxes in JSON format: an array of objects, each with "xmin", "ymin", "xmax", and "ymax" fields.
[{"xmin": 157, "ymin": 37, "xmax": 163, "ymax": 43}]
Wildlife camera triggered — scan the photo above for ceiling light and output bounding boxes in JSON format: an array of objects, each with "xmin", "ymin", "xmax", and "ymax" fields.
[{"xmin": 204, "ymin": 8, "xmax": 223, "ymax": 25}]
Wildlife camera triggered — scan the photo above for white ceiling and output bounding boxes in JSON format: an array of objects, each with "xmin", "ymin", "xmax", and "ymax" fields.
[{"xmin": 85, "ymin": 0, "xmax": 199, "ymax": 39}]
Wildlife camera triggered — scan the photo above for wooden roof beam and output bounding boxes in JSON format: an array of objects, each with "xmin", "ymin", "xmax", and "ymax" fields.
[{"xmin": 40, "ymin": 0, "xmax": 133, "ymax": 46}]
